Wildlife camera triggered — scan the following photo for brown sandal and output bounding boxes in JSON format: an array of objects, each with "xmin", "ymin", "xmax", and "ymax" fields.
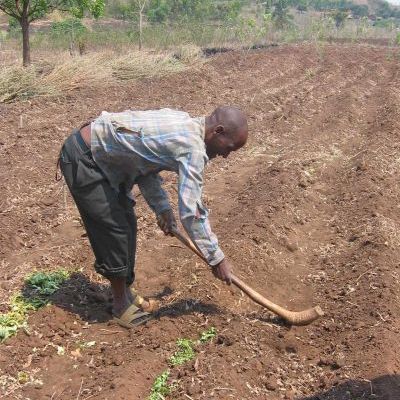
[
  {"xmin": 113, "ymin": 304, "xmax": 152, "ymax": 328},
  {"xmin": 130, "ymin": 288, "xmax": 158, "ymax": 313}
]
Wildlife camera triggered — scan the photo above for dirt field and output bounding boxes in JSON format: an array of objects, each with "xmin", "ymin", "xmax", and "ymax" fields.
[{"xmin": 0, "ymin": 43, "xmax": 400, "ymax": 399}]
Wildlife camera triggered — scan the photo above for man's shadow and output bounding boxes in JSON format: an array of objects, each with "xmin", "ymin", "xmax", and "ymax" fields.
[
  {"xmin": 21, "ymin": 272, "xmax": 221, "ymax": 323},
  {"xmin": 297, "ymin": 374, "xmax": 400, "ymax": 400}
]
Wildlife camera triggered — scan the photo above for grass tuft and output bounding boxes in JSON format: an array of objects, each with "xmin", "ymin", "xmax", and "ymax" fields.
[
  {"xmin": 111, "ymin": 52, "xmax": 185, "ymax": 81},
  {"xmin": 0, "ymin": 66, "xmax": 42, "ymax": 103}
]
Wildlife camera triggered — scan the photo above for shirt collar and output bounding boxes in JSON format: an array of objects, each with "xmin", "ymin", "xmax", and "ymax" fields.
[{"xmin": 193, "ymin": 116, "xmax": 205, "ymax": 140}]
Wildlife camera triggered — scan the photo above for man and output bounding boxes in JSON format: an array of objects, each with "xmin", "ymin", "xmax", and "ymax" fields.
[{"xmin": 59, "ymin": 106, "xmax": 248, "ymax": 327}]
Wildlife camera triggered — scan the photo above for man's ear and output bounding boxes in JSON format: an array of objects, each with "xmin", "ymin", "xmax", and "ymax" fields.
[{"xmin": 215, "ymin": 125, "xmax": 224, "ymax": 134}]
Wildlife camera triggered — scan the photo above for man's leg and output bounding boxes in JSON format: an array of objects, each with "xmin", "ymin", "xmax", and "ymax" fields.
[
  {"xmin": 79, "ymin": 207, "xmax": 135, "ymax": 316},
  {"xmin": 59, "ymin": 131, "xmax": 136, "ymax": 316},
  {"xmin": 109, "ymin": 277, "xmax": 131, "ymax": 316}
]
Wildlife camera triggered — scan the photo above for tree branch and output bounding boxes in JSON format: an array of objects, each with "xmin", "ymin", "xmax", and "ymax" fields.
[{"xmin": 0, "ymin": 4, "xmax": 21, "ymax": 19}]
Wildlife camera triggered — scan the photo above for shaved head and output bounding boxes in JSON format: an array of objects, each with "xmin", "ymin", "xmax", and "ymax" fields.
[
  {"xmin": 204, "ymin": 106, "xmax": 248, "ymax": 159},
  {"xmin": 212, "ymin": 106, "xmax": 248, "ymax": 136}
]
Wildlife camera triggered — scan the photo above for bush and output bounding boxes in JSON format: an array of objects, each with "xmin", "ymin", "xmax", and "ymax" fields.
[
  {"xmin": 51, "ymin": 18, "xmax": 87, "ymax": 38},
  {"xmin": 51, "ymin": 18, "xmax": 87, "ymax": 54}
]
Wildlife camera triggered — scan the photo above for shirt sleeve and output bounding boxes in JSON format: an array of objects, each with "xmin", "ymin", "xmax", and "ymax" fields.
[
  {"xmin": 177, "ymin": 151, "xmax": 225, "ymax": 266},
  {"xmin": 137, "ymin": 173, "xmax": 172, "ymax": 215}
]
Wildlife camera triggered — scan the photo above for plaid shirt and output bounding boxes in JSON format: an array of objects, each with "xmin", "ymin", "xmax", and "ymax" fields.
[{"xmin": 90, "ymin": 108, "xmax": 224, "ymax": 266}]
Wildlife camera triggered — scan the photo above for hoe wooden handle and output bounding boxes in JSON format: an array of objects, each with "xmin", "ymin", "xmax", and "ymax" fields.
[{"xmin": 171, "ymin": 228, "xmax": 324, "ymax": 326}]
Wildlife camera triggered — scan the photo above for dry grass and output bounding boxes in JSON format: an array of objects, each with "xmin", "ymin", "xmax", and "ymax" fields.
[
  {"xmin": 112, "ymin": 51, "xmax": 184, "ymax": 81},
  {"xmin": 0, "ymin": 45, "xmax": 203, "ymax": 103}
]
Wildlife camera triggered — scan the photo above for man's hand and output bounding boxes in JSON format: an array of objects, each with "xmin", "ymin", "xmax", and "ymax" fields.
[
  {"xmin": 212, "ymin": 258, "xmax": 233, "ymax": 284},
  {"xmin": 157, "ymin": 209, "xmax": 177, "ymax": 236}
]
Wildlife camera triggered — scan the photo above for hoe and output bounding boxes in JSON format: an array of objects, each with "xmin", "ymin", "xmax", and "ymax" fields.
[{"xmin": 172, "ymin": 228, "xmax": 324, "ymax": 326}]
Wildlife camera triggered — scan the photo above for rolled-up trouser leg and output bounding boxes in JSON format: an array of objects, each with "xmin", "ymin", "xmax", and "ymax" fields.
[{"xmin": 59, "ymin": 130, "xmax": 137, "ymax": 285}]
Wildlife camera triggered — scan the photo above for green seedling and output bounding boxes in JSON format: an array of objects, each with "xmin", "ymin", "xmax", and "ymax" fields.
[
  {"xmin": 199, "ymin": 327, "xmax": 217, "ymax": 343},
  {"xmin": 147, "ymin": 327, "xmax": 218, "ymax": 399},
  {"xmin": 169, "ymin": 338, "xmax": 195, "ymax": 366},
  {"xmin": 148, "ymin": 370, "xmax": 172, "ymax": 400}
]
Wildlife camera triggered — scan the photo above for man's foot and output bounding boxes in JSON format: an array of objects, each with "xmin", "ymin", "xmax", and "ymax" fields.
[
  {"xmin": 113, "ymin": 303, "xmax": 152, "ymax": 328},
  {"xmin": 112, "ymin": 296, "xmax": 131, "ymax": 317}
]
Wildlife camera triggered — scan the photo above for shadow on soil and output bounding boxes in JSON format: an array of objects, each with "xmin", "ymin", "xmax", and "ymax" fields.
[
  {"xmin": 247, "ymin": 312, "xmax": 292, "ymax": 327},
  {"xmin": 21, "ymin": 272, "xmax": 221, "ymax": 323},
  {"xmin": 298, "ymin": 374, "xmax": 400, "ymax": 400}
]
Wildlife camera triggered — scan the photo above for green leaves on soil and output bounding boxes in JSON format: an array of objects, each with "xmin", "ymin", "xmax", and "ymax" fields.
[
  {"xmin": 25, "ymin": 270, "xmax": 69, "ymax": 307},
  {"xmin": 148, "ymin": 370, "xmax": 172, "ymax": 400},
  {"xmin": 148, "ymin": 327, "xmax": 217, "ymax": 399},
  {"xmin": 0, "ymin": 270, "xmax": 69, "ymax": 342},
  {"xmin": 169, "ymin": 338, "xmax": 195, "ymax": 366},
  {"xmin": 199, "ymin": 326, "xmax": 217, "ymax": 343}
]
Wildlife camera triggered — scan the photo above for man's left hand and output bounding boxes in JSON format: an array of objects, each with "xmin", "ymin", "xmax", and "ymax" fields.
[{"xmin": 157, "ymin": 209, "xmax": 177, "ymax": 236}]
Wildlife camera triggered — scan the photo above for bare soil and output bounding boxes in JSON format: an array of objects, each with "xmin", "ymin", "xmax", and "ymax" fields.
[{"xmin": 0, "ymin": 43, "xmax": 399, "ymax": 399}]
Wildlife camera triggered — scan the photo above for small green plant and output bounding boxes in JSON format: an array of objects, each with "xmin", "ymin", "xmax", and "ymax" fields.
[
  {"xmin": 199, "ymin": 326, "xmax": 217, "ymax": 343},
  {"xmin": 26, "ymin": 270, "xmax": 69, "ymax": 296},
  {"xmin": 169, "ymin": 338, "xmax": 195, "ymax": 366},
  {"xmin": 147, "ymin": 327, "xmax": 218, "ymax": 398},
  {"xmin": 148, "ymin": 370, "xmax": 172, "ymax": 400},
  {"xmin": 0, "ymin": 295, "xmax": 34, "ymax": 341},
  {"xmin": 0, "ymin": 270, "xmax": 69, "ymax": 341}
]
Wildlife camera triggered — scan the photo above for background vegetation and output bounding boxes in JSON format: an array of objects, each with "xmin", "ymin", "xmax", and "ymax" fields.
[
  {"xmin": 1, "ymin": 0, "xmax": 400, "ymax": 100},
  {"xmin": 2, "ymin": 0, "xmax": 400, "ymax": 59}
]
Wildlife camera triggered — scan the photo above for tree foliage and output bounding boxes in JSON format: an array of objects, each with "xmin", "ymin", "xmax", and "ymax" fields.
[
  {"xmin": 107, "ymin": 0, "xmax": 244, "ymax": 23},
  {"xmin": 264, "ymin": 0, "xmax": 293, "ymax": 29},
  {"xmin": 0, "ymin": 0, "xmax": 104, "ymax": 22},
  {"xmin": 331, "ymin": 9, "xmax": 347, "ymax": 28},
  {"xmin": 0, "ymin": 0, "xmax": 104, "ymax": 65}
]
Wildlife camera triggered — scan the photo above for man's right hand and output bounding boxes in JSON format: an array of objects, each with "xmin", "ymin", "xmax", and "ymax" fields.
[{"xmin": 212, "ymin": 258, "xmax": 233, "ymax": 284}]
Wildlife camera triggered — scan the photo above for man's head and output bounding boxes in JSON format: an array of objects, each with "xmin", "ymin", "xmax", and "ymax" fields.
[{"xmin": 204, "ymin": 106, "xmax": 248, "ymax": 160}]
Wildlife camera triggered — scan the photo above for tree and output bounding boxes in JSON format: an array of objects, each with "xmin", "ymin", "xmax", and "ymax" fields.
[
  {"xmin": 214, "ymin": 0, "xmax": 243, "ymax": 21},
  {"xmin": 135, "ymin": 0, "xmax": 148, "ymax": 50},
  {"xmin": 296, "ymin": 3, "xmax": 308, "ymax": 13},
  {"xmin": 0, "ymin": 0, "xmax": 104, "ymax": 66},
  {"xmin": 376, "ymin": 0, "xmax": 395, "ymax": 19},
  {"xmin": 147, "ymin": 0, "xmax": 170, "ymax": 23},
  {"xmin": 270, "ymin": 0, "xmax": 293, "ymax": 29},
  {"xmin": 349, "ymin": 4, "xmax": 368, "ymax": 18},
  {"xmin": 51, "ymin": 17, "xmax": 87, "ymax": 55},
  {"xmin": 332, "ymin": 9, "xmax": 347, "ymax": 29}
]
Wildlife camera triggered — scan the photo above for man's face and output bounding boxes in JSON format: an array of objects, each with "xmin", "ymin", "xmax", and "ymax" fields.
[{"xmin": 206, "ymin": 128, "xmax": 248, "ymax": 160}]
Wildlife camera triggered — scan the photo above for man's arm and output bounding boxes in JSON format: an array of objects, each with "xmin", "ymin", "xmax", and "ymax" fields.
[
  {"xmin": 177, "ymin": 151, "xmax": 225, "ymax": 266},
  {"xmin": 136, "ymin": 173, "xmax": 172, "ymax": 216}
]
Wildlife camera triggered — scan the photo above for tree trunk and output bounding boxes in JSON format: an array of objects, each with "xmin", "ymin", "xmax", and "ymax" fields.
[
  {"xmin": 138, "ymin": 9, "xmax": 143, "ymax": 51},
  {"xmin": 21, "ymin": 15, "xmax": 31, "ymax": 66}
]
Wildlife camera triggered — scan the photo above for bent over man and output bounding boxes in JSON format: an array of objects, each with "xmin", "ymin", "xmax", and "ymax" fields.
[{"xmin": 59, "ymin": 106, "xmax": 248, "ymax": 327}]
